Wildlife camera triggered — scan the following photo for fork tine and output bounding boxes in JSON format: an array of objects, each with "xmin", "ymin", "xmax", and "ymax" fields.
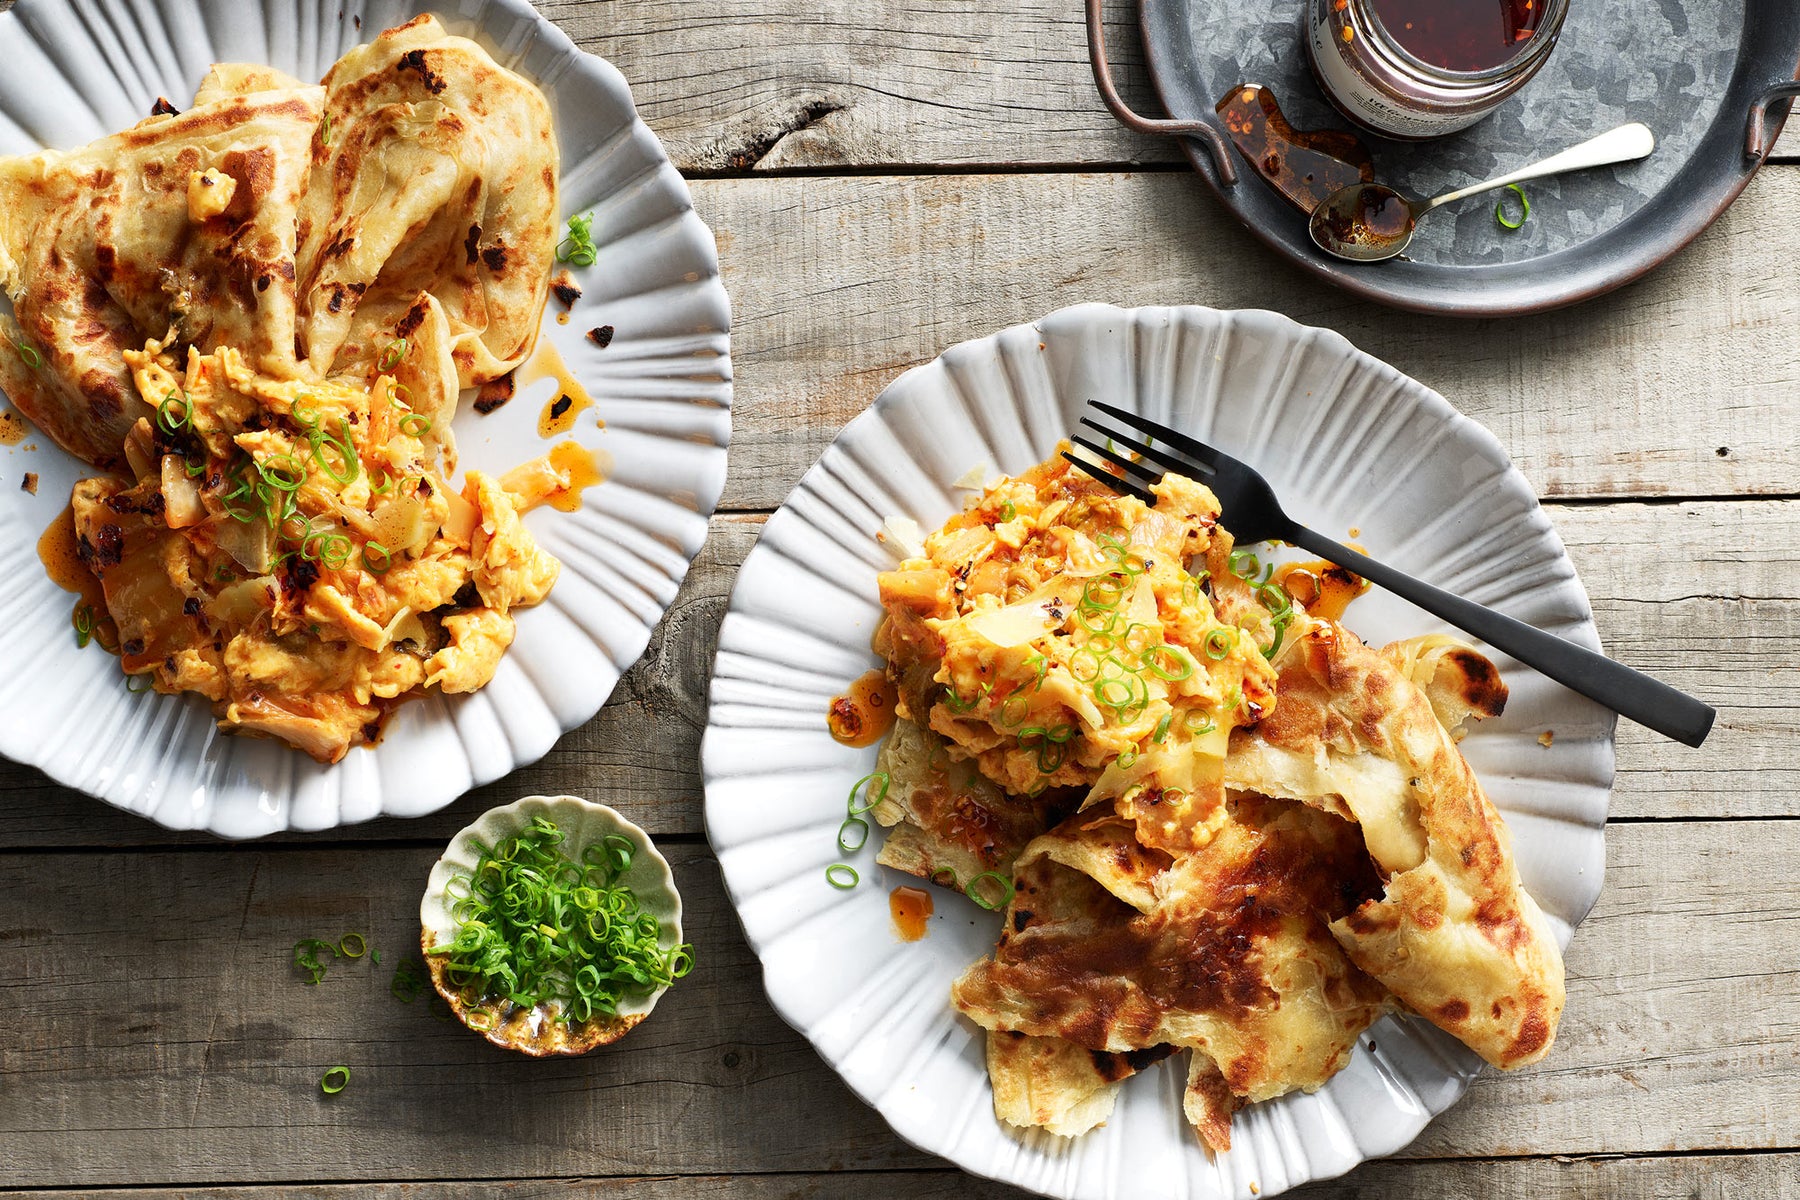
[
  {"xmin": 1061, "ymin": 449, "xmax": 1155, "ymax": 504},
  {"xmin": 1080, "ymin": 416, "xmax": 1214, "ymax": 480},
  {"xmin": 1090, "ymin": 401, "xmax": 1225, "ymax": 469},
  {"xmin": 1069, "ymin": 434, "xmax": 1159, "ymax": 486}
]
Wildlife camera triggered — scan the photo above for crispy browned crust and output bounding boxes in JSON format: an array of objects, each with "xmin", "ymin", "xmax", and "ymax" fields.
[
  {"xmin": 872, "ymin": 717, "xmax": 1075, "ymax": 889},
  {"xmin": 1227, "ymin": 625, "xmax": 1564, "ymax": 1069},
  {"xmin": 952, "ymin": 794, "xmax": 1391, "ymax": 1103},
  {"xmin": 0, "ymin": 87, "xmax": 323, "ymax": 465}
]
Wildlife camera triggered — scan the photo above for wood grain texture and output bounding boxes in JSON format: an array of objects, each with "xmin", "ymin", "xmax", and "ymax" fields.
[
  {"xmin": 697, "ymin": 167, "xmax": 1800, "ymax": 512},
  {"xmin": 1, "ymin": 819, "xmax": 1795, "ymax": 1187},
  {"xmin": 539, "ymin": 0, "xmax": 1800, "ymax": 172},
  {"xmin": 2, "ymin": 496, "xmax": 1795, "ymax": 848},
  {"xmin": 3, "ymin": 1151, "xmax": 1796, "ymax": 1198}
]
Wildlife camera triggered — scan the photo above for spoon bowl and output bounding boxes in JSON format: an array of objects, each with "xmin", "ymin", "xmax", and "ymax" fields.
[{"xmin": 1309, "ymin": 183, "xmax": 1420, "ymax": 262}]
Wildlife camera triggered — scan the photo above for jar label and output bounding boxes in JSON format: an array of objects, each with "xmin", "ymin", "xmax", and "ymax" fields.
[{"xmin": 1306, "ymin": 13, "xmax": 1482, "ymax": 138}]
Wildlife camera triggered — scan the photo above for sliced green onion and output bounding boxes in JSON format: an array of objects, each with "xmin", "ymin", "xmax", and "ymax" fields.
[
  {"xmin": 124, "ymin": 673, "xmax": 154, "ymax": 695},
  {"xmin": 155, "ymin": 391, "xmax": 191, "ymax": 436},
  {"xmin": 1496, "ymin": 184, "xmax": 1530, "ymax": 230},
  {"xmin": 290, "ymin": 399, "xmax": 321, "ymax": 430},
  {"xmin": 996, "ymin": 695, "xmax": 1030, "ymax": 728},
  {"xmin": 293, "ymin": 938, "xmax": 337, "ymax": 985},
  {"xmin": 362, "ymin": 541, "xmax": 393, "ymax": 575},
  {"xmin": 837, "ymin": 816, "xmax": 869, "ymax": 854},
  {"xmin": 320, "ymin": 112, "xmax": 333, "ymax": 147},
  {"xmin": 378, "ymin": 338, "xmax": 408, "ymax": 371},
  {"xmin": 1153, "ymin": 712, "xmax": 1173, "ymax": 742},
  {"xmin": 846, "ymin": 771, "xmax": 890, "ymax": 816},
  {"xmin": 15, "ymin": 339, "xmax": 41, "ymax": 369},
  {"xmin": 557, "ymin": 211, "xmax": 599, "ymax": 266},
  {"xmin": 398, "ymin": 413, "xmax": 432, "ymax": 437},
  {"xmin": 184, "ymin": 452, "xmax": 208, "ymax": 477},
  {"xmin": 338, "ymin": 932, "xmax": 367, "ymax": 959},
  {"xmin": 1140, "ymin": 644, "xmax": 1194, "ymax": 681},
  {"xmin": 311, "ymin": 422, "xmax": 359, "ymax": 484},
  {"xmin": 999, "ymin": 501, "xmax": 1017, "ymax": 521},
  {"xmin": 72, "ymin": 604, "xmax": 94, "ymax": 648},
  {"xmin": 1204, "ymin": 629, "xmax": 1236, "ymax": 660},
  {"xmin": 320, "ymin": 1066, "xmax": 350, "ymax": 1094},
  {"xmin": 1229, "ymin": 549, "xmax": 1261, "ymax": 581},
  {"xmin": 257, "ymin": 454, "xmax": 306, "ymax": 492},
  {"xmin": 369, "ymin": 470, "xmax": 395, "ymax": 496},
  {"xmin": 825, "ymin": 864, "xmax": 859, "ymax": 889},
  {"xmin": 965, "ymin": 871, "xmax": 1014, "ymax": 911}
]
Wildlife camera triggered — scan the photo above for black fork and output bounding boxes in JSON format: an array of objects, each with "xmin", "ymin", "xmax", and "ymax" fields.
[{"xmin": 1067, "ymin": 401, "xmax": 1715, "ymax": 748}]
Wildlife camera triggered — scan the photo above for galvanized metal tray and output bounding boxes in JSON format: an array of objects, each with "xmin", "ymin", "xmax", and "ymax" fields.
[{"xmin": 1090, "ymin": 0, "xmax": 1800, "ymax": 315}]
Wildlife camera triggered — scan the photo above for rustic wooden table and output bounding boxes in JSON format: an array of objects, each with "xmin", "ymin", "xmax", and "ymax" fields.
[{"xmin": 4, "ymin": 2, "xmax": 1798, "ymax": 1197}]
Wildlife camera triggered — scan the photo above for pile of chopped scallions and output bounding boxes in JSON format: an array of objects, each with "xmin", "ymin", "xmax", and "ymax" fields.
[{"xmin": 426, "ymin": 817, "xmax": 692, "ymax": 1026}]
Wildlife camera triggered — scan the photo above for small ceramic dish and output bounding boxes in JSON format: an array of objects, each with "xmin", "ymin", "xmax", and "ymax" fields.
[{"xmin": 421, "ymin": 794, "xmax": 684, "ymax": 1056}]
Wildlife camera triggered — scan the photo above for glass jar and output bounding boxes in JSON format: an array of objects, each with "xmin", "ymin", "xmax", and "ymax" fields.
[{"xmin": 1304, "ymin": 0, "xmax": 1570, "ymax": 140}]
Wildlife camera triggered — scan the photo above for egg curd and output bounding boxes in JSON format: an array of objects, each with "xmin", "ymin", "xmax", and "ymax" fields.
[
  {"xmin": 875, "ymin": 451, "xmax": 1286, "ymax": 854},
  {"xmin": 69, "ymin": 339, "xmax": 570, "ymax": 764}
]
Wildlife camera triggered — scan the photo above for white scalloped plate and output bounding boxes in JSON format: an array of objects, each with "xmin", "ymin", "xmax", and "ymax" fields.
[
  {"xmin": 0, "ymin": 0, "xmax": 731, "ymax": 837},
  {"xmin": 702, "ymin": 304, "xmax": 1614, "ymax": 1200}
]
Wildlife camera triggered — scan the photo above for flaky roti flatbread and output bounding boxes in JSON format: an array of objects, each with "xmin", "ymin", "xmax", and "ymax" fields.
[
  {"xmin": 296, "ymin": 15, "xmax": 557, "ymax": 387},
  {"xmin": 1226, "ymin": 624, "xmax": 1564, "ymax": 1069},
  {"xmin": 0, "ymin": 85, "xmax": 323, "ymax": 464},
  {"xmin": 952, "ymin": 795, "xmax": 1392, "ymax": 1129}
]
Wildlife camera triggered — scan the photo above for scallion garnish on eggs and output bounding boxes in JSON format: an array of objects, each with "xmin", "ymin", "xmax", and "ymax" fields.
[{"xmin": 425, "ymin": 815, "xmax": 692, "ymax": 1026}]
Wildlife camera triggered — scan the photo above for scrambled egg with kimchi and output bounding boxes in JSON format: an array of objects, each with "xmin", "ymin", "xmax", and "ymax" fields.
[
  {"xmin": 69, "ymin": 339, "xmax": 569, "ymax": 763},
  {"xmin": 876, "ymin": 452, "xmax": 1288, "ymax": 854}
]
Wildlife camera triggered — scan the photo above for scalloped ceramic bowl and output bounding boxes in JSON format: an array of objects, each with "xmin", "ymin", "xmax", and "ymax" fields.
[
  {"xmin": 0, "ymin": 0, "xmax": 731, "ymax": 838},
  {"xmin": 421, "ymin": 794, "xmax": 683, "ymax": 1056},
  {"xmin": 703, "ymin": 304, "xmax": 1616, "ymax": 1200}
]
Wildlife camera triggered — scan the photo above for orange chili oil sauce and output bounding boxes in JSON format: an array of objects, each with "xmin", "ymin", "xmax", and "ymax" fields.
[
  {"xmin": 1274, "ymin": 559, "xmax": 1370, "ymax": 623},
  {"xmin": 38, "ymin": 503, "xmax": 117, "ymax": 651},
  {"xmin": 827, "ymin": 669, "xmax": 897, "ymax": 747},
  {"xmin": 890, "ymin": 885, "xmax": 933, "ymax": 942},
  {"xmin": 522, "ymin": 337, "xmax": 601, "ymax": 437},
  {"xmin": 536, "ymin": 440, "xmax": 610, "ymax": 514},
  {"xmin": 1214, "ymin": 83, "xmax": 1372, "ymax": 214}
]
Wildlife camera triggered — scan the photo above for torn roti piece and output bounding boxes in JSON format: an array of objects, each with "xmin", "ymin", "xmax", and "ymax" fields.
[
  {"xmin": 985, "ymin": 1031, "xmax": 1176, "ymax": 1138},
  {"xmin": 0, "ymin": 83, "xmax": 324, "ymax": 465},
  {"xmin": 296, "ymin": 15, "xmax": 558, "ymax": 388},
  {"xmin": 951, "ymin": 795, "xmax": 1392, "ymax": 1146},
  {"xmin": 871, "ymin": 717, "xmax": 1077, "ymax": 889},
  {"xmin": 1225, "ymin": 622, "xmax": 1564, "ymax": 1069}
]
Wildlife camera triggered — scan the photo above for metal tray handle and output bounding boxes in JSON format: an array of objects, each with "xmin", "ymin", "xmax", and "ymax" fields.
[
  {"xmin": 1085, "ymin": 0, "xmax": 1239, "ymax": 185},
  {"xmin": 1746, "ymin": 80, "xmax": 1800, "ymax": 161}
]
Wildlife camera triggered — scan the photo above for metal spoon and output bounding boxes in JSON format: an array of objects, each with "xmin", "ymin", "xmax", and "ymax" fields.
[{"xmin": 1309, "ymin": 122, "xmax": 1656, "ymax": 262}]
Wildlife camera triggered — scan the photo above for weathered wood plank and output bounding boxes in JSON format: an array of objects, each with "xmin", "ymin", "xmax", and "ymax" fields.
[
  {"xmin": 1, "ymin": 820, "xmax": 1796, "ymax": 1186},
  {"xmin": 539, "ymin": 0, "xmax": 1171, "ymax": 172},
  {"xmin": 1, "ymin": 497, "xmax": 1796, "ymax": 847},
  {"xmin": 2, "ymin": 1150, "xmax": 1795, "ymax": 1198},
  {"xmin": 698, "ymin": 167, "xmax": 1800, "ymax": 511},
  {"xmin": 540, "ymin": 0, "xmax": 1800, "ymax": 172}
]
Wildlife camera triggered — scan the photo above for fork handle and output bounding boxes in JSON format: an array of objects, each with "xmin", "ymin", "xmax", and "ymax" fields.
[{"xmin": 1287, "ymin": 526, "xmax": 1716, "ymax": 747}]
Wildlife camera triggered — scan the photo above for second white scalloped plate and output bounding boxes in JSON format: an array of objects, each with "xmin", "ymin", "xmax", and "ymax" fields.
[
  {"xmin": 0, "ymin": 0, "xmax": 731, "ymax": 837},
  {"xmin": 702, "ymin": 304, "xmax": 1614, "ymax": 1200}
]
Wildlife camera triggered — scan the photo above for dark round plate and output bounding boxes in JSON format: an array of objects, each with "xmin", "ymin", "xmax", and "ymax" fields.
[{"xmin": 1135, "ymin": 0, "xmax": 1800, "ymax": 315}]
